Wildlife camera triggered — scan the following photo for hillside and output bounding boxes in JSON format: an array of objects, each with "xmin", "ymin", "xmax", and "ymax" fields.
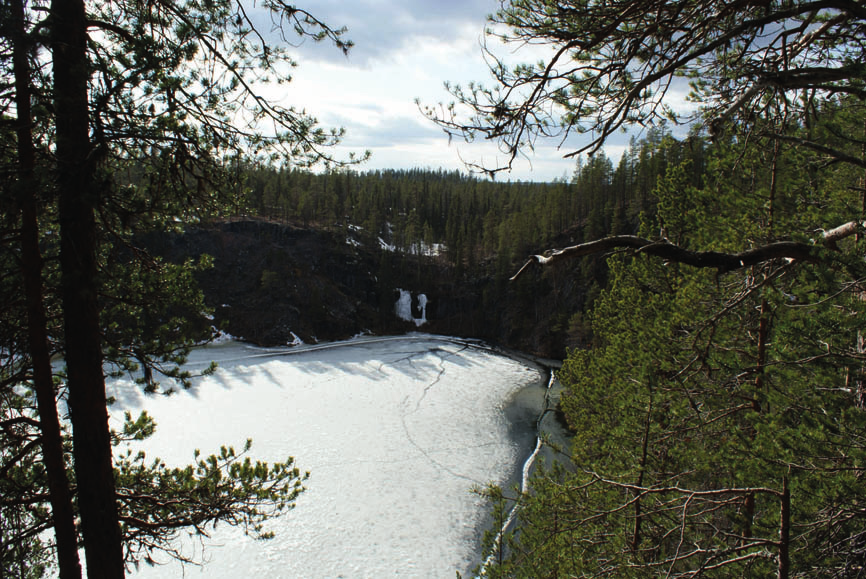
[{"xmin": 142, "ymin": 218, "xmax": 592, "ymax": 358}]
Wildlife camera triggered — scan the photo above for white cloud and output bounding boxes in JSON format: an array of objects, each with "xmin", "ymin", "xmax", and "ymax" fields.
[{"xmin": 256, "ymin": 1, "xmax": 691, "ymax": 181}]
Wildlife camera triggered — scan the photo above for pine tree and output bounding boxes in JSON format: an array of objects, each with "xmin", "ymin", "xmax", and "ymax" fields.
[{"xmin": 1, "ymin": 0, "xmax": 359, "ymax": 575}]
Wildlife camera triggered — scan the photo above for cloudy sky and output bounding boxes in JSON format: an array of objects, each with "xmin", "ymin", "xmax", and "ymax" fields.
[{"xmin": 264, "ymin": 0, "xmax": 605, "ymax": 182}]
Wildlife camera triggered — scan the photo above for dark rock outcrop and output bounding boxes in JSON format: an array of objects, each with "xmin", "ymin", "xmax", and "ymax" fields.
[{"xmin": 142, "ymin": 219, "xmax": 590, "ymax": 358}]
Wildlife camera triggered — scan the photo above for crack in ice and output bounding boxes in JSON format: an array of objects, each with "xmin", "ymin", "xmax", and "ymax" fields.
[
  {"xmin": 374, "ymin": 347, "xmax": 429, "ymax": 376},
  {"xmin": 397, "ymin": 344, "xmax": 483, "ymax": 485},
  {"xmin": 399, "ymin": 410, "xmax": 484, "ymax": 485},
  {"xmin": 412, "ymin": 345, "xmax": 468, "ymax": 413}
]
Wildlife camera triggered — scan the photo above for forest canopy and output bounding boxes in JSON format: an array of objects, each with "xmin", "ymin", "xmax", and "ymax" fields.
[
  {"xmin": 3, "ymin": 0, "xmax": 866, "ymax": 577},
  {"xmin": 426, "ymin": 1, "xmax": 866, "ymax": 577}
]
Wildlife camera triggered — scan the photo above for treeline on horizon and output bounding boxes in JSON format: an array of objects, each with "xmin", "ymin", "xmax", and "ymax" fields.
[{"xmin": 239, "ymin": 124, "xmax": 704, "ymax": 279}]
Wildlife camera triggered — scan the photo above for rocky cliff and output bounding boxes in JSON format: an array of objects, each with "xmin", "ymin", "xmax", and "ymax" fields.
[{"xmin": 142, "ymin": 219, "xmax": 591, "ymax": 359}]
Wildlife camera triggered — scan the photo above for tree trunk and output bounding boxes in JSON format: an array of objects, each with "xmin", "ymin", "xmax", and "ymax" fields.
[
  {"xmin": 632, "ymin": 378, "xmax": 654, "ymax": 552},
  {"xmin": 778, "ymin": 477, "xmax": 790, "ymax": 579},
  {"xmin": 12, "ymin": 0, "xmax": 81, "ymax": 575},
  {"xmin": 51, "ymin": 0, "xmax": 125, "ymax": 576}
]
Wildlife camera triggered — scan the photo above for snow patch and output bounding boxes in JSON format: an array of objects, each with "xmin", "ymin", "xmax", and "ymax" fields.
[
  {"xmin": 209, "ymin": 329, "xmax": 237, "ymax": 345},
  {"xmin": 417, "ymin": 293, "xmax": 428, "ymax": 325},
  {"xmin": 408, "ymin": 241, "xmax": 447, "ymax": 257},
  {"xmin": 395, "ymin": 289, "xmax": 428, "ymax": 327},
  {"xmin": 378, "ymin": 237, "xmax": 396, "ymax": 252},
  {"xmin": 395, "ymin": 289, "xmax": 412, "ymax": 321}
]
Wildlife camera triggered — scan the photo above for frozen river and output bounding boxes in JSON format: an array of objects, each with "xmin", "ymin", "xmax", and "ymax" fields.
[{"xmin": 108, "ymin": 334, "xmax": 547, "ymax": 577}]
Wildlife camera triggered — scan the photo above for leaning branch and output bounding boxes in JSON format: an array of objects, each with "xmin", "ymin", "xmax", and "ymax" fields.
[
  {"xmin": 767, "ymin": 133, "xmax": 866, "ymax": 169},
  {"xmin": 510, "ymin": 221, "xmax": 866, "ymax": 280},
  {"xmin": 824, "ymin": 220, "xmax": 866, "ymax": 247}
]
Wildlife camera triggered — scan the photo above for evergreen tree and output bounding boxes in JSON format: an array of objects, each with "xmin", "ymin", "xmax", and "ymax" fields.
[
  {"xmin": 1, "ymin": 0, "xmax": 358, "ymax": 575},
  {"xmin": 424, "ymin": 1, "xmax": 866, "ymax": 576}
]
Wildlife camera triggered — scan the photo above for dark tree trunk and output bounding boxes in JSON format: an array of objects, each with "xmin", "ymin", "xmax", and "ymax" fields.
[
  {"xmin": 12, "ymin": 0, "xmax": 82, "ymax": 576},
  {"xmin": 51, "ymin": 0, "xmax": 125, "ymax": 576},
  {"xmin": 778, "ymin": 477, "xmax": 790, "ymax": 579}
]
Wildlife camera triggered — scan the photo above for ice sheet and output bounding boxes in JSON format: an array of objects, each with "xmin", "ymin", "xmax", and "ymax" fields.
[{"xmin": 109, "ymin": 335, "xmax": 542, "ymax": 578}]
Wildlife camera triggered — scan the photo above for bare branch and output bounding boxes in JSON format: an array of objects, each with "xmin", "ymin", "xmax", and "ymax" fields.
[
  {"xmin": 512, "ymin": 237, "xmax": 814, "ymax": 280},
  {"xmin": 426, "ymin": 0, "xmax": 866, "ymax": 174},
  {"xmin": 511, "ymin": 220, "xmax": 866, "ymax": 280}
]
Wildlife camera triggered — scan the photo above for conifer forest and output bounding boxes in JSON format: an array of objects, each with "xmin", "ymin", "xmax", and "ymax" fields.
[{"xmin": 3, "ymin": 0, "xmax": 866, "ymax": 577}]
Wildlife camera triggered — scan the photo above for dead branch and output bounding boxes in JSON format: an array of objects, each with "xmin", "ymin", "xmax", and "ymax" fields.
[{"xmin": 511, "ymin": 220, "xmax": 866, "ymax": 280}]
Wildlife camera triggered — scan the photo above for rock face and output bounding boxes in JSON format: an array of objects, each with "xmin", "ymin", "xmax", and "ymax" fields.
[{"xmin": 143, "ymin": 219, "xmax": 590, "ymax": 358}]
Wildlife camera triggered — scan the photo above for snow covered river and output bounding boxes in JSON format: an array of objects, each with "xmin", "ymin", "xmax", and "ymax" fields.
[{"xmin": 107, "ymin": 334, "xmax": 547, "ymax": 578}]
